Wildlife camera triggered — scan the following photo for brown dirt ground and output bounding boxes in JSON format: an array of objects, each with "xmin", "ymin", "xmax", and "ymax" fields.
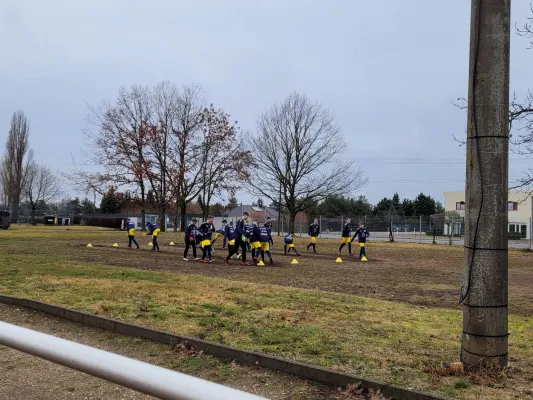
[
  {"xmin": 43, "ymin": 231, "xmax": 533, "ymax": 317},
  {"xmin": 0, "ymin": 303, "xmax": 387, "ymax": 400}
]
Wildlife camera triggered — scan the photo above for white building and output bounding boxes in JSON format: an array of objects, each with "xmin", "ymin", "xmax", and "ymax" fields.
[{"xmin": 443, "ymin": 190, "xmax": 533, "ymax": 239}]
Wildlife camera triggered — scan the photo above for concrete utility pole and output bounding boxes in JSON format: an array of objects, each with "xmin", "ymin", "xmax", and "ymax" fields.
[{"xmin": 461, "ymin": 0, "xmax": 510, "ymax": 367}]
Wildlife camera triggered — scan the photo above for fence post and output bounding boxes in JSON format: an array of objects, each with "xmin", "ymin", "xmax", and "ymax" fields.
[
  {"xmin": 419, "ymin": 215, "xmax": 422, "ymax": 243},
  {"xmin": 529, "ymin": 217, "xmax": 533, "ymax": 250},
  {"xmin": 299, "ymin": 218, "xmax": 302, "ymax": 237}
]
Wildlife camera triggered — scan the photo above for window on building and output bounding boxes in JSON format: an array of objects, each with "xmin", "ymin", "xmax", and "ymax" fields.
[
  {"xmin": 509, "ymin": 224, "xmax": 515, "ymax": 233},
  {"xmin": 456, "ymin": 201, "xmax": 465, "ymax": 211},
  {"xmin": 508, "ymin": 202, "xmax": 518, "ymax": 211}
]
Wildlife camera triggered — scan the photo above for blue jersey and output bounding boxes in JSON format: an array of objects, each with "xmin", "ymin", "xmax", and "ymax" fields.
[
  {"xmin": 185, "ymin": 223, "xmax": 200, "ymax": 242},
  {"xmin": 250, "ymin": 224, "xmax": 261, "ymax": 242},
  {"xmin": 259, "ymin": 225, "xmax": 270, "ymax": 242},
  {"xmin": 224, "ymin": 224, "xmax": 236, "ymax": 241},
  {"xmin": 235, "ymin": 218, "xmax": 245, "ymax": 236},
  {"xmin": 309, "ymin": 223, "xmax": 320, "ymax": 237},
  {"xmin": 243, "ymin": 223, "xmax": 253, "ymax": 239},
  {"xmin": 199, "ymin": 222, "xmax": 215, "ymax": 240},
  {"xmin": 353, "ymin": 228, "xmax": 370, "ymax": 242},
  {"xmin": 342, "ymin": 223, "xmax": 352, "ymax": 238}
]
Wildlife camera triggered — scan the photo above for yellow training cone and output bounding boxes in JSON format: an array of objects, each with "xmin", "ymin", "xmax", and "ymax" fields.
[
  {"xmin": 169, "ymin": 242, "xmax": 175, "ymax": 246},
  {"xmin": 361, "ymin": 256, "xmax": 368, "ymax": 262},
  {"xmin": 336, "ymin": 257, "xmax": 342, "ymax": 263},
  {"xmin": 113, "ymin": 243, "xmax": 119, "ymax": 247},
  {"xmin": 87, "ymin": 243, "xmax": 93, "ymax": 248},
  {"xmin": 257, "ymin": 260, "xmax": 265, "ymax": 266},
  {"xmin": 148, "ymin": 242, "xmax": 153, "ymax": 247},
  {"xmin": 291, "ymin": 258, "xmax": 298, "ymax": 264}
]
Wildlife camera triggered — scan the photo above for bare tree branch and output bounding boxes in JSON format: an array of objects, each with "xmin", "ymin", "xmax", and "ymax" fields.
[
  {"xmin": 248, "ymin": 92, "xmax": 367, "ymax": 233},
  {"xmin": 24, "ymin": 162, "xmax": 62, "ymax": 224}
]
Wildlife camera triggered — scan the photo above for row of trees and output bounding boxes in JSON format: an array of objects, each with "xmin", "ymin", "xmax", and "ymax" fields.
[
  {"xmin": 73, "ymin": 83, "xmax": 365, "ymax": 233},
  {"xmin": 0, "ymin": 111, "xmax": 61, "ymax": 223},
  {"xmin": 274, "ymin": 192, "xmax": 443, "ymax": 219}
]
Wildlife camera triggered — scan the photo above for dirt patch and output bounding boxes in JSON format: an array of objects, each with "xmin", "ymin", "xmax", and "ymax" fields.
[{"xmin": 5, "ymin": 230, "xmax": 532, "ymax": 316}]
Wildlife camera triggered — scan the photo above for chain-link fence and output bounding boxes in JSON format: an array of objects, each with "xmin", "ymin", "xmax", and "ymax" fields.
[{"xmin": 277, "ymin": 213, "xmax": 465, "ymax": 245}]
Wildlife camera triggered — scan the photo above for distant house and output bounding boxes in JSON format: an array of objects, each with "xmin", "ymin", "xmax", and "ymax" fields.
[
  {"xmin": 226, "ymin": 205, "xmax": 279, "ymax": 222},
  {"xmin": 443, "ymin": 190, "xmax": 533, "ymax": 239}
]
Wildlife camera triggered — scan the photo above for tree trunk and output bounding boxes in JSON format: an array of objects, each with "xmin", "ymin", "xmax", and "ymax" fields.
[
  {"xmin": 159, "ymin": 205, "xmax": 166, "ymax": 232},
  {"xmin": 288, "ymin": 212, "xmax": 296, "ymax": 235},
  {"xmin": 31, "ymin": 206, "xmax": 36, "ymax": 226},
  {"xmin": 180, "ymin": 203, "xmax": 187, "ymax": 231},
  {"xmin": 140, "ymin": 185, "xmax": 146, "ymax": 231},
  {"xmin": 11, "ymin": 195, "xmax": 20, "ymax": 221}
]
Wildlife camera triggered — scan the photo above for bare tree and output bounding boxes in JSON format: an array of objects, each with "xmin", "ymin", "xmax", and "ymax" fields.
[
  {"xmin": 165, "ymin": 84, "xmax": 206, "ymax": 231},
  {"xmin": 2, "ymin": 110, "xmax": 32, "ymax": 219},
  {"xmin": 248, "ymin": 92, "xmax": 367, "ymax": 233},
  {"xmin": 0, "ymin": 164, "xmax": 8, "ymax": 208},
  {"xmin": 25, "ymin": 163, "xmax": 62, "ymax": 224},
  {"xmin": 144, "ymin": 81, "xmax": 176, "ymax": 231},
  {"xmin": 197, "ymin": 105, "xmax": 252, "ymax": 219},
  {"xmin": 74, "ymin": 85, "xmax": 152, "ymax": 229}
]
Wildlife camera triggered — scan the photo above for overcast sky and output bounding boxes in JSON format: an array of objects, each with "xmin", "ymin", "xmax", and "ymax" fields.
[{"xmin": 1, "ymin": 0, "xmax": 532, "ymax": 206}]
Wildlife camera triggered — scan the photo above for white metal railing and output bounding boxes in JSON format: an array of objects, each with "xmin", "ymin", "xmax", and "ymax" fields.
[{"xmin": 0, "ymin": 321, "xmax": 268, "ymax": 400}]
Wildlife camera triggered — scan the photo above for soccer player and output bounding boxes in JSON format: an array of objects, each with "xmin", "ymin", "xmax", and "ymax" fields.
[
  {"xmin": 249, "ymin": 220, "xmax": 262, "ymax": 264},
  {"xmin": 352, "ymin": 223, "xmax": 370, "ymax": 259},
  {"xmin": 126, "ymin": 220, "xmax": 140, "ymax": 249},
  {"xmin": 183, "ymin": 217, "xmax": 200, "ymax": 261},
  {"xmin": 338, "ymin": 218, "xmax": 352, "ymax": 256},
  {"xmin": 284, "ymin": 233, "xmax": 300, "ymax": 256},
  {"xmin": 265, "ymin": 216, "xmax": 274, "ymax": 248},
  {"xmin": 211, "ymin": 219, "xmax": 227, "ymax": 248},
  {"xmin": 306, "ymin": 218, "xmax": 320, "ymax": 253},
  {"xmin": 146, "ymin": 222, "xmax": 160, "ymax": 252},
  {"xmin": 257, "ymin": 222, "xmax": 274, "ymax": 264},
  {"xmin": 223, "ymin": 220, "xmax": 240, "ymax": 264},
  {"xmin": 199, "ymin": 215, "xmax": 215, "ymax": 263},
  {"xmin": 227, "ymin": 212, "xmax": 249, "ymax": 264}
]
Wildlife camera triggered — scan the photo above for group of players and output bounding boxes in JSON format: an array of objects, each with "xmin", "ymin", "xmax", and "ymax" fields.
[{"xmin": 124, "ymin": 213, "xmax": 371, "ymax": 264}]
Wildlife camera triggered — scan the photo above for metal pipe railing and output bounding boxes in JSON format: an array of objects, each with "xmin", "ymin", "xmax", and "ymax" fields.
[{"xmin": 0, "ymin": 321, "xmax": 268, "ymax": 400}]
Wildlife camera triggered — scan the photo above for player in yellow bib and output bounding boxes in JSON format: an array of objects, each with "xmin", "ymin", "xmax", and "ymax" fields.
[
  {"xmin": 126, "ymin": 220, "xmax": 140, "ymax": 249},
  {"xmin": 306, "ymin": 218, "xmax": 320, "ymax": 253}
]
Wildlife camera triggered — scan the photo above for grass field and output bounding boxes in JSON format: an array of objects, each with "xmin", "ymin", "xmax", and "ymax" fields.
[{"xmin": 1, "ymin": 225, "xmax": 532, "ymax": 399}]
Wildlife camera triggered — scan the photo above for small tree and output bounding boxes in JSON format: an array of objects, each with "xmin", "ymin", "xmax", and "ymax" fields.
[
  {"xmin": 444, "ymin": 210, "xmax": 460, "ymax": 245},
  {"xmin": 100, "ymin": 187, "xmax": 121, "ymax": 214},
  {"xmin": 24, "ymin": 163, "xmax": 61, "ymax": 225}
]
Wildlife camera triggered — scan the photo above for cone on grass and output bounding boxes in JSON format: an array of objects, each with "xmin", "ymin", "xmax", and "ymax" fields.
[
  {"xmin": 169, "ymin": 242, "xmax": 175, "ymax": 246},
  {"xmin": 291, "ymin": 259, "xmax": 298, "ymax": 264},
  {"xmin": 113, "ymin": 243, "xmax": 119, "ymax": 247},
  {"xmin": 361, "ymin": 256, "xmax": 368, "ymax": 262},
  {"xmin": 335, "ymin": 257, "xmax": 342, "ymax": 263},
  {"xmin": 257, "ymin": 260, "xmax": 265, "ymax": 266},
  {"xmin": 87, "ymin": 243, "xmax": 93, "ymax": 248},
  {"xmin": 148, "ymin": 242, "xmax": 153, "ymax": 247}
]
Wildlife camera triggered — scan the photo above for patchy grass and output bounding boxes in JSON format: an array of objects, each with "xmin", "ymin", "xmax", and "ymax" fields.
[{"xmin": 1, "ymin": 225, "xmax": 533, "ymax": 399}]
